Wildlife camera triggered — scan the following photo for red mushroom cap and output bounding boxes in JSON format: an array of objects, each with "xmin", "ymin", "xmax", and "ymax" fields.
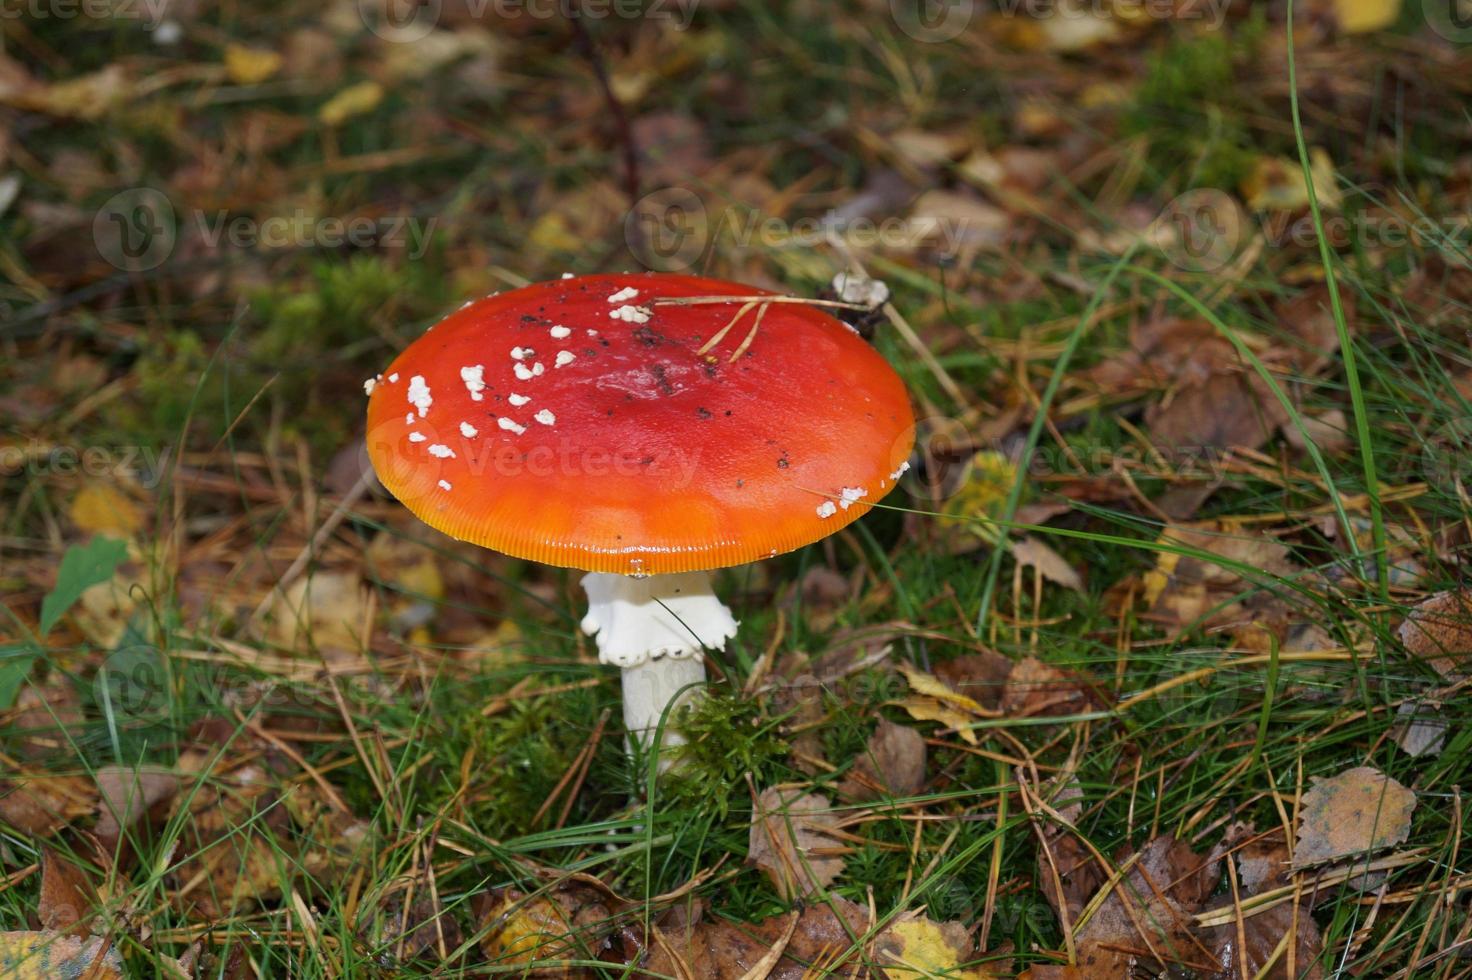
[{"xmin": 365, "ymin": 273, "xmax": 914, "ymax": 576}]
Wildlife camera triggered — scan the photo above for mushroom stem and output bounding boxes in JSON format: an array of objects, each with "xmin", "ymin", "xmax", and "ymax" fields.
[{"xmin": 580, "ymin": 571, "xmax": 738, "ymax": 766}]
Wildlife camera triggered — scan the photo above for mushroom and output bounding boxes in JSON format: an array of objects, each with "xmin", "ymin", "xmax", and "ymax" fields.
[{"xmin": 364, "ymin": 273, "xmax": 914, "ymax": 768}]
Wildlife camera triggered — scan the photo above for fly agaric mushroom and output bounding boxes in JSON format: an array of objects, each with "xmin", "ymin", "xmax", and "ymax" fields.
[{"xmin": 364, "ymin": 273, "xmax": 913, "ymax": 765}]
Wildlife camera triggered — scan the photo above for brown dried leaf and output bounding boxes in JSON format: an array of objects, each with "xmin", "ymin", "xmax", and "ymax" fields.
[
  {"xmin": 640, "ymin": 897, "xmax": 869, "ymax": 979},
  {"xmin": 1399, "ymin": 589, "xmax": 1472, "ymax": 678},
  {"xmin": 38, "ymin": 847, "xmax": 96, "ymax": 936},
  {"xmin": 839, "ymin": 720, "xmax": 926, "ymax": 802},
  {"xmin": 1295, "ymin": 766, "xmax": 1416, "ymax": 867},
  {"xmin": 1011, "ymin": 536, "xmax": 1084, "ymax": 592},
  {"xmin": 1389, "ymin": 703, "xmax": 1448, "ymax": 758},
  {"xmin": 1142, "ymin": 523, "xmax": 1310, "ymax": 652},
  {"xmin": 1000, "ymin": 657, "xmax": 1087, "ymax": 718},
  {"xmin": 94, "ymin": 765, "xmax": 178, "ymax": 851},
  {"xmin": 1071, "ymin": 836, "xmax": 1221, "ymax": 974},
  {"xmin": 748, "ymin": 787, "xmax": 844, "ymax": 901},
  {"xmin": 1200, "ymin": 900, "xmax": 1325, "ymax": 979},
  {"xmin": 1146, "ymin": 368, "xmax": 1288, "ymax": 459},
  {"xmin": 0, "ymin": 775, "xmax": 94, "ymax": 836},
  {"xmin": 931, "ymin": 651, "xmax": 1013, "ymax": 712}
]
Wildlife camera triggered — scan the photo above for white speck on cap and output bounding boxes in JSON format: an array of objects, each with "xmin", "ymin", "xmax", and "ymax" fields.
[
  {"xmin": 363, "ymin": 376, "xmax": 379, "ymax": 395},
  {"xmin": 607, "ymin": 286, "xmax": 639, "ymax": 304},
  {"xmin": 532, "ymin": 362, "xmax": 545, "ymax": 376},
  {"xmin": 534, "ymin": 409, "xmax": 556, "ymax": 425},
  {"xmin": 889, "ymin": 461, "xmax": 910, "ymax": 483},
  {"xmin": 459, "ymin": 421, "xmax": 478, "ymax": 437},
  {"xmin": 609, "ymin": 305, "xmax": 651, "ymax": 324},
  {"xmin": 561, "ymin": 272, "xmax": 575, "ymax": 279},
  {"xmin": 816, "ymin": 501, "xmax": 838, "ymax": 519},
  {"xmin": 428, "ymin": 444, "xmax": 455, "ymax": 458},
  {"xmin": 839, "ymin": 486, "xmax": 867, "ymax": 510},
  {"xmin": 388, "ymin": 373, "xmax": 399, "ymax": 383},
  {"xmin": 554, "ymin": 350, "xmax": 575, "ymax": 368},
  {"xmin": 407, "ymin": 375, "xmax": 433, "ymax": 417},
  {"xmin": 408, "ymin": 432, "xmax": 426, "ymax": 443},
  {"xmin": 549, "ymin": 325, "xmax": 571, "ymax": 339},
  {"xmin": 498, "ymin": 417, "xmax": 526, "ymax": 435},
  {"xmin": 511, "ymin": 346, "xmax": 534, "ymax": 360},
  {"xmin": 460, "ymin": 365, "xmax": 486, "ymax": 402},
  {"xmin": 587, "ymin": 328, "xmax": 599, "ymax": 337},
  {"xmin": 508, "ymin": 393, "xmax": 530, "ymax": 406},
  {"xmin": 405, "ymin": 413, "xmax": 415, "ymax": 424},
  {"xmin": 438, "ymin": 479, "xmax": 452, "ymax": 491}
]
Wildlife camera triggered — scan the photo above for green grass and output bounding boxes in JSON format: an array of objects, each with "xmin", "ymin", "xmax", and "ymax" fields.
[{"xmin": 2, "ymin": 0, "xmax": 1472, "ymax": 976}]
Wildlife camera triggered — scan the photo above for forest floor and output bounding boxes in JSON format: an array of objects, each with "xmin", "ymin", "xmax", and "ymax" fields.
[{"xmin": 2, "ymin": 0, "xmax": 1472, "ymax": 975}]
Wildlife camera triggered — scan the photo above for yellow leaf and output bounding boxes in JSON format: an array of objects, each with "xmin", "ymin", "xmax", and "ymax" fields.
[
  {"xmin": 1241, "ymin": 148, "xmax": 1341, "ymax": 212},
  {"xmin": 0, "ymin": 933, "xmax": 124, "ymax": 978},
  {"xmin": 1333, "ymin": 0, "xmax": 1400, "ymax": 33},
  {"xmin": 2, "ymin": 65, "xmax": 128, "ymax": 120},
  {"xmin": 69, "ymin": 483, "xmax": 143, "ymax": 538},
  {"xmin": 898, "ymin": 695, "xmax": 979, "ymax": 745},
  {"xmin": 876, "ymin": 914, "xmax": 994, "ymax": 979},
  {"xmin": 318, "ymin": 81, "xmax": 383, "ymax": 126},
  {"xmin": 897, "ymin": 664, "xmax": 996, "ymax": 717},
  {"xmin": 224, "ymin": 44, "xmax": 283, "ymax": 85}
]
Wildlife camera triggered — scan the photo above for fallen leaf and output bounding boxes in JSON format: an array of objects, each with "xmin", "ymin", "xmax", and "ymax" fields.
[
  {"xmin": 932, "ymin": 651, "xmax": 1014, "ymax": 711},
  {"xmin": 224, "ymin": 44, "xmax": 283, "ymax": 85},
  {"xmin": 1389, "ymin": 703, "xmax": 1447, "ymax": 758},
  {"xmin": 1332, "ymin": 0, "xmax": 1401, "ymax": 33},
  {"xmin": 1000, "ymin": 656, "xmax": 1087, "ymax": 718},
  {"xmin": 874, "ymin": 911, "xmax": 991, "ymax": 979},
  {"xmin": 1199, "ymin": 899, "xmax": 1325, "ymax": 978},
  {"xmin": 839, "ymin": 720, "xmax": 926, "ymax": 802},
  {"xmin": 269, "ymin": 571, "xmax": 370, "ymax": 658},
  {"xmin": 898, "ymin": 695, "xmax": 980, "ymax": 745},
  {"xmin": 1241, "ymin": 149, "xmax": 1342, "ymax": 213},
  {"xmin": 1399, "ymin": 589, "xmax": 1472, "ymax": 678},
  {"xmin": 0, "ymin": 65, "xmax": 129, "ymax": 120},
  {"xmin": 0, "ymin": 775, "xmax": 95, "ymax": 837},
  {"xmin": 1070, "ymin": 836, "xmax": 1221, "ymax": 975},
  {"xmin": 0, "ymin": 933, "xmax": 123, "ymax": 978},
  {"xmin": 1010, "ymin": 536, "xmax": 1084, "ymax": 592},
  {"xmin": 1295, "ymin": 766, "xmax": 1416, "ymax": 867},
  {"xmin": 641, "ymin": 897, "xmax": 870, "ymax": 979},
  {"xmin": 95, "ymin": 765, "xmax": 178, "ymax": 851},
  {"xmin": 38, "ymin": 847, "xmax": 96, "ymax": 935},
  {"xmin": 897, "ymin": 663, "xmax": 993, "ymax": 717},
  {"xmin": 68, "ymin": 483, "xmax": 144, "ymax": 538},
  {"xmin": 319, "ymin": 81, "xmax": 384, "ymax": 126},
  {"xmin": 1142, "ymin": 523, "xmax": 1311, "ymax": 651},
  {"xmin": 477, "ymin": 882, "xmax": 614, "ymax": 972},
  {"xmin": 748, "ymin": 787, "xmax": 844, "ymax": 901}
]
